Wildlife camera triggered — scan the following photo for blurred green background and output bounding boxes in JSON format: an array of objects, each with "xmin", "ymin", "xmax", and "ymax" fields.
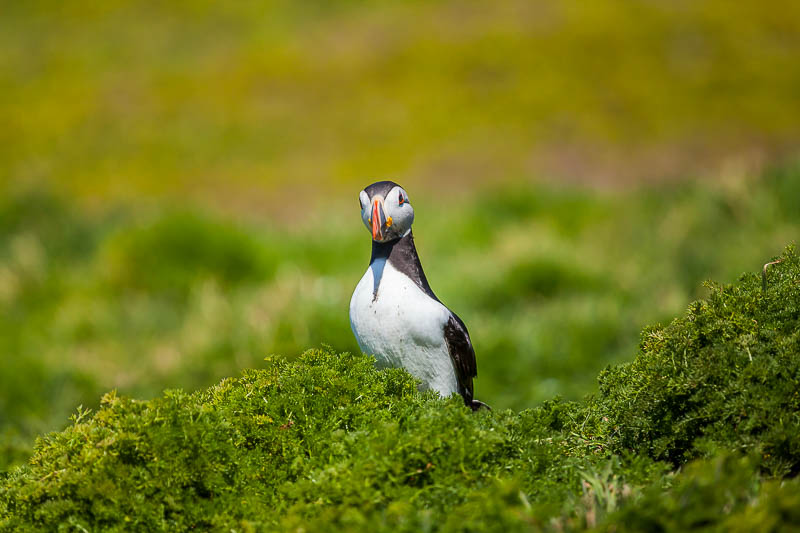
[{"xmin": 1, "ymin": 0, "xmax": 799, "ymax": 469}]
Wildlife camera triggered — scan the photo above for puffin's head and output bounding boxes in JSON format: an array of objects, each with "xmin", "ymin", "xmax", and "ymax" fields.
[{"xmin": 358, "ymin": 180, "xmax": 414, "ymax": 243}]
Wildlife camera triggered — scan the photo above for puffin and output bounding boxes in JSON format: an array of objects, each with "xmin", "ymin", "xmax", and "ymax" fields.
[{"xmin": 349, "ymin": 181, "xmax": 488, "ymax": 410}]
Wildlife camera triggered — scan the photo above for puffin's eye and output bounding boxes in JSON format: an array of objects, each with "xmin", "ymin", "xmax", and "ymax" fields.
[{"xmin": 398, "ymin": 193, "xmax": 405, "ymax": 205}]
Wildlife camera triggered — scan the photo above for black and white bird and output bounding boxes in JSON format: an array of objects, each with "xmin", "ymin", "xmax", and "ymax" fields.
[{"xmin": 349, "ymin": 181, "xmax": 488, "ymax": 410}]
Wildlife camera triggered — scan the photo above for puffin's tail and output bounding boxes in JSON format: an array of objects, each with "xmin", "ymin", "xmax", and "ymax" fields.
[{"xmin": 468, "ymin": 399, "xmax": 491, "ymax": 412}]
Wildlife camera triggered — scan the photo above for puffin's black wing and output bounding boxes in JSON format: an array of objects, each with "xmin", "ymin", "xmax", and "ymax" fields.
[{"xmin": 443, "ymin": 312, "xmax": 479, "ymax": 408}]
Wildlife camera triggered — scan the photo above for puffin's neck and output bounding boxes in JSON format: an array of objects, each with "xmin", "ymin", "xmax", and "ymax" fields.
[{"xmin": 369, "ymin": 230, "xmax": 439, "ymax": 302}]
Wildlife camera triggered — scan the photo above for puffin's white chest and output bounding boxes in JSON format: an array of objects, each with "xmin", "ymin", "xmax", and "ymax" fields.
[{"xmin": 349, "ymin": 260, "xmax": 458, "ymax": 396}]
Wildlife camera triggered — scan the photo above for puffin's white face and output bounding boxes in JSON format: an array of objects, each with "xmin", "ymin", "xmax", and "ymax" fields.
[{"xmin": 359, "ymin": 184, "xmax": 414, "ymax": 243}]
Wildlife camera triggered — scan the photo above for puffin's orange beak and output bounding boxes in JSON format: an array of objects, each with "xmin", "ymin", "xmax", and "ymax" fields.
[{"xmin": 371, "ymin": 198, "xmax": 385, "ymax": 241}]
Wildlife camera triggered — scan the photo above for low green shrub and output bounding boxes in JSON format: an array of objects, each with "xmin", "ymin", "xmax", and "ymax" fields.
[
  {"xmin": 0, "ymin": 350, "xmax": 598, "ymax": 531},
  {"xmin": 1, "ymin": 247, "xmax": 798, "ymax": 531},
  {"xmin": 596, "ymin": 246, "xmax": 800, "ymax": 474}
]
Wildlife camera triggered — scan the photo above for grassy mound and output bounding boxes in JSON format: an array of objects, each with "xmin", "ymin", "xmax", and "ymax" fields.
[
  {"xmin": 597, "ymin": 251, "xmax": 800, "ymax": 474},
  {"xmin": 1, "ymin": 248, "xmax": 799, "ymax": 531}
]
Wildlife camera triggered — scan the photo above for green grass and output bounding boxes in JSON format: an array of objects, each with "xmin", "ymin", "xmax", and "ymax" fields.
[
  {"xmin": 1, "ymin": 247, "xmax": 798, "ymax": 530},
  {"xmin": 1, "ymin": 163, "xmax": 799, "ymax": 473}
]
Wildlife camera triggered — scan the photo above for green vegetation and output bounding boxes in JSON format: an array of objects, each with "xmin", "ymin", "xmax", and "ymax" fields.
[
  {"xmin": 1, "ymin": 0, "xmax": 799, "ymax": 529},
  {"xmin": 1, "ymin": 248, "xmax": 798, "ymax": 531},
  {"xmin": 2, "ymin": 165, "xmax": 799, "ymax": 474},
  {"xmin": 599, "ymin": 268, "xmax": 800, "ymax": 475}
]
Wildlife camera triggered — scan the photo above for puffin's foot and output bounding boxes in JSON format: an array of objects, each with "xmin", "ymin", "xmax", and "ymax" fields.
[{"xmin": 469, "ymin": 399, "xmax": 491, "ymax": 412}]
